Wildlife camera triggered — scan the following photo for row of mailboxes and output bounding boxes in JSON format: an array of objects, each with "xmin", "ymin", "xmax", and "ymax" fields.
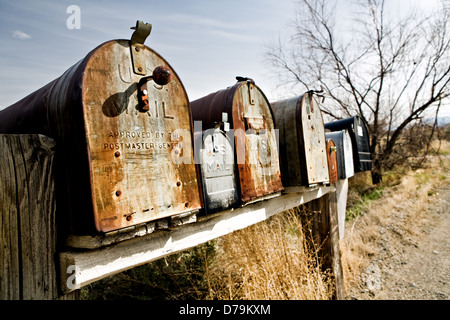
[
  {"xmin": 191, "ymin": 78, "xmax": 284, "ymax": 209},
  {"xmin": 325, "ymin": 116, "xmax": 372, "ymax": 173},
  {"xmin": 0, "ymin": 21, "xmax": 372, "ymax": 239}
]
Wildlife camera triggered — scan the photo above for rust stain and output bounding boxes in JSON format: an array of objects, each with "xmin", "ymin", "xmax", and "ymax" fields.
[{"xmin": 326, "ymin": 138, "xmax": 338, "ymax": 185}]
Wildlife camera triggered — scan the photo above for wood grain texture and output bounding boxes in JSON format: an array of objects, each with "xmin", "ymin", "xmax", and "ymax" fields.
[
  {"xmin": 0, "ymin": 134, "xmax": 78, "ymax": 299},
  {"xmin": 303, "ymin": 192, "xmax": 344, "ymax": 299}
]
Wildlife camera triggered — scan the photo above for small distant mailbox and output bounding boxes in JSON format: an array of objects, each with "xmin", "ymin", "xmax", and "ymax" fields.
[
  {"xmin": 326, "ymin": 138, "xmax": 338, "ymax": 185},
  {"xmin": 190, "ymin": 77, "xmax": 284, "ymax": 204},
  {"xmin": 325, "ymin": 130, "xmax": 354, "ymax": 180},
  {"xmin": 324, "ymin": 116, "xmax": 372, "ymax": 172},
  {"xmin": 194, "ymin": 127, "xmax": 238, "ymax": 214},
  {"xmin": 270, "ymin": 92, "xmax": 329, "ymax": 187},
  {"xmin": 0, "ymin": 21, "xmax": 202, "ymax": 235}
]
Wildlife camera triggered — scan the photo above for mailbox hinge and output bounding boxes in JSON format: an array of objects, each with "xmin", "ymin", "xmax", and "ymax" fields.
[{"xmin": 130, "ymin": 20, "xmax": 152, "ymax": 76}]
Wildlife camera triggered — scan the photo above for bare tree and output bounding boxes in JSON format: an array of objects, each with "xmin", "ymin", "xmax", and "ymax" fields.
[{"xmin": 266, "ymin": 0, "xmax": 450, "ymax": 184}]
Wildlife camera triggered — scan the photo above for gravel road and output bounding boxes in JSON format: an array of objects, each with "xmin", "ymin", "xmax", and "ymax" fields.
[{"xmin": 346, "ymin": 180, "xmax": 450, "ymax": 300}]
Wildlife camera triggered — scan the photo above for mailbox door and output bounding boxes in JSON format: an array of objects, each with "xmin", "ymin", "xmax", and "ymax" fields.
[
  {"xmin": 232, "ymin": 81, "xmax": 283, "ymax": 203},
  {"xmin": 196, "ymin": 128, "xmax": 238, "ymax": 214},
  {"xmin": 82, "ymin": 40, "xmax": 201, "ymax": 232},
  {"xmin": 297, "ymin": 94, "xmax": 329, "ymax": 185},
  {"xmin": 271, "ymin": 93, "xmax": 329, "ymax": 186},
  {"xmin": 326, "ymin": 139, "xmax": 338, "ymax": 184}
]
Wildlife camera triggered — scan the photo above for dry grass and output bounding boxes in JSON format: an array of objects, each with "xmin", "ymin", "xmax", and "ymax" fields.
[
  {"xmin": 204, "ymin": 208, "xmax": 334, "ymax": 300},
  {"xmin": 340, "ymin": 147, "xmax": 449, "ymax": 292}
]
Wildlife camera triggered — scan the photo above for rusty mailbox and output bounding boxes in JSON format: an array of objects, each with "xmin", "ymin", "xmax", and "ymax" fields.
[
  {"xmin": 325, "ymin": 115, "xmax": 372, "ymax": 172},
  {"xmin": 325, "ymin": 130, "xmax": 355, "ymax": 180},
  {"xmin": 0, "ymin": 21, "xmax": 202, "ymax": 235},
  {"xmin": 190, "ymin": 77, "xmax": 284, "ymax": 204},
  {"xmin": 270, "ymin": 92, "xmax": 329, "ymax": 187},
  {"xmin": 194, "ymin": 125, "xmax": 239, "ymax": 214},
  {"xmin": 326, "ymin": 138, "xmax": 339, "ymax": 185}
]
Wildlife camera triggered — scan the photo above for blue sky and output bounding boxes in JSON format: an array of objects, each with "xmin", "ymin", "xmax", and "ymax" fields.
[
  {"xmin": 0, "ymin": 0, "xmax": 447, "ymax": 118},
  {"xmin": 0, "ymin": 0, "xmax": 296, "ymax": 108}
]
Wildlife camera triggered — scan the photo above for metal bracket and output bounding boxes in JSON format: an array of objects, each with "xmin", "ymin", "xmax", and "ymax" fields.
[
  {"xmin": 236, "ymin": 76, "xmax": 256, "ymax": 105},
  {"xmin": 130, "ymin": 20, "xmax": 152, "ymax": 75},
  {"xmin": 248, "ymin": 82, "xmax": 256, "ymax": 105}
]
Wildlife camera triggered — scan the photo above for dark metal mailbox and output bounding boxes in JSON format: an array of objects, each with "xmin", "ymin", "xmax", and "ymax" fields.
[
  {"xmin": 190, "ymin": 77, "xmax": 284, "ymax": 204},
  {"xmin": 325, "ymin": 130, "xmax": 355, "ymax": 179},
  {"xmin": 326, "ymin": 138, "xmax": 338, "ymax": 185},
  {"xmin": 270, "ymin": 93, "xmax": 329, "ymax": 187},
  {"xmin": 0, "ymin": 21, "xmax": 202, "ymax": 235},
  {"xmin": 324, "ymin": 116, "xmax": 372, "ymax": 172},
  {"xmin": 194, "ymin": 126, "xmax": 238, "ymax": 214}
]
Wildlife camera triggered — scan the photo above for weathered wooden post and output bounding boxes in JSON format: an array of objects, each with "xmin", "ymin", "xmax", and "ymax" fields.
[
  {"xmin": 0, "ymin": 134, "xmax": 78, "ymax": 300},
  {"xmin": 303, "ymin": 192, "xmax": 345, "ymax": 300}
]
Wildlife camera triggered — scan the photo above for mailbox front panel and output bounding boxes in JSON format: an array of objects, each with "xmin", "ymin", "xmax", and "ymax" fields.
[
  {"xmin": 195, "ymin": 129, "xmax": 238, "ymax": 214},
  {"xmin": 233, "ymin": 82, "xmax": 283, "ymax": 202},
  {"xmin": 271, "ymin": 93, "xmax": 329, "ymax": 186},
  {"xmin": 326, "ymin": 139, "xmax": 338, "ymax": 185},
  {"xmin": 83, "ymin": 40, "xmax": 201, "ymax": 232}
]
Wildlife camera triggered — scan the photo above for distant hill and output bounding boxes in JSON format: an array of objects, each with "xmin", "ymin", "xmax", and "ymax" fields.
[{"xmin": 423, "ymin": 116, "xmax": 450, "ymax": 127}]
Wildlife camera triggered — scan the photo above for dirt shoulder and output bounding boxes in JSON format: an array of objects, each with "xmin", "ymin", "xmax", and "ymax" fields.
[{"xmin": 345, "ymin": 168, "xmax": 450, "ymax": 300}]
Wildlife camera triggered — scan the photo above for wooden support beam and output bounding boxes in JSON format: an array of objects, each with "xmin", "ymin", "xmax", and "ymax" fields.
[
  {"xmin": 59, "ymin": 185, "xmax": 336, "ymax": 293},
  {"xmin": 0, "ymin": 134, "xmax": 78, "ymax": 300},
  {"xmin": 303, "ymin": 192, "xmax": 345, "ymax": 299}
]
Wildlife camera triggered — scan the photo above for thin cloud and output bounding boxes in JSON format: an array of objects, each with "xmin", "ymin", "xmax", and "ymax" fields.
[{"xmin": 12, "ymin": 30, "xmax": 31, "ymax": 40}]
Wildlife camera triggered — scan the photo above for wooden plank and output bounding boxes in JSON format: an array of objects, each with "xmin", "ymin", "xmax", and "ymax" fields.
[
  {"xmin": 59, "ymin": 185, "xmax": 335, "ymax": 293},
  {"xmin": 0, "ymin": 134, "xmax": 77, "ymax": 300},
  {"xmin": 0, "ymin": 135, "xmax": 21, "ymax": 299}
]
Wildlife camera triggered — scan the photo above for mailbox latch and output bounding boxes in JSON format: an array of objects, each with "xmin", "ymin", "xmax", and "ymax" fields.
[
  {"xmin": 138, "ymin": 66, "xmax": 172, "ymax": 111},
  {"xmin": 130, "ymin": 20, "xmax": 152, "ymax": 76}
]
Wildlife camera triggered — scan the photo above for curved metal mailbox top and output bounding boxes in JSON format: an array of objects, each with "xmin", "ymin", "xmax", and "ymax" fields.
[
  {"xmin": 0, "ymin": 39, "xmax": 202, "ymax": 234},
  {"xmin": 271, "ymin": 92, "xmax": 329, "ymax": 187},
  {"xmin": 190, "ymin": 79, "xmax": 283, "ymax": 204}
]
